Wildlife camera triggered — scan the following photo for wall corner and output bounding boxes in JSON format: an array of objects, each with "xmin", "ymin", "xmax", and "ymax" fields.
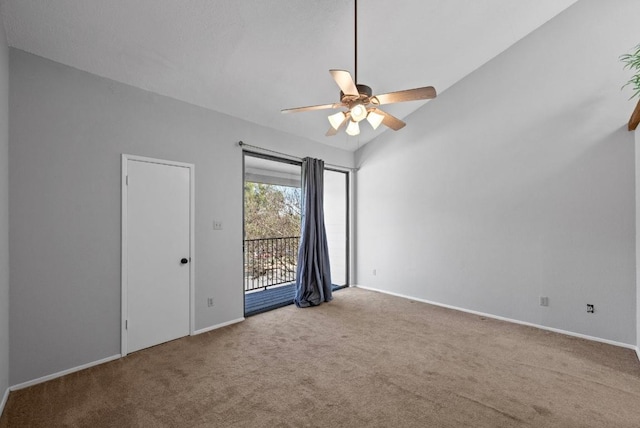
[{"xmin": 635, "ymin": 129, "xmax": 640, "ymax": 353}]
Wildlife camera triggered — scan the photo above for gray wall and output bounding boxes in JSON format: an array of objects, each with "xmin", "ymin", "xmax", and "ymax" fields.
[
  {"xmin": 355, "ymin": 0, "xmax": 639, "ymax": 345},
  {"xmin": 8, "ymin": 49, "xmax": 353, "ymax": 385},
  {"xmin": 0, "ymin": 8, "xmax": 9, "ymax": 402}
]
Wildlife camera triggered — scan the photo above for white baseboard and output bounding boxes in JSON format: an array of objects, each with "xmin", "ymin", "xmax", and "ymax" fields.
[
  {"xmin": 636, "ymin": 346, "xmax": 640, "ymax": 362},
  {"xmin": 8, "ymin": 317, "xmax": 246, "ymax": 392},
  {"xmin": 0, "ymin": 386, "xmax": 8, "ymax": 419},
  {"xmin": 354, "ymin": 285, "xmax": 636, "ymax": 351},
  {"xmin": 193, "ymin": 317, "xmax": 244, "ymax": 335},
  {"xmin": 10, "ymin": 354, "xmax": 121, "ymax": 392}
]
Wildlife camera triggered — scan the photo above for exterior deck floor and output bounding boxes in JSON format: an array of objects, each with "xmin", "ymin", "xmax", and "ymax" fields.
[{"xmin": 244, "ymin": 283, "xmax": 345, "ymax": 316}]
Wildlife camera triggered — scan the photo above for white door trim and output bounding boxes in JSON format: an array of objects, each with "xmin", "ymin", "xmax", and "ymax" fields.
[{"xmin": 121, "ymin": 154, "xmax": 195, "ymax": 357}]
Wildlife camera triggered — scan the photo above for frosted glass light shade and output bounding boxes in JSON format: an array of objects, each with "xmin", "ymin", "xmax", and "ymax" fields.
[
  {"xmin": 346, "ymin": 120, "xmax": 360, "ymax": 136},
  {"xmin": 350, "ymin": 104, "xmax": 367, "ymax": 122},
  {"xmin": 366, "ymin": 111, "xmax": 384, "ymax": 130},
  {"xmin": 328, "ymin": 111, "xmax": 346, "ymax": 130}
]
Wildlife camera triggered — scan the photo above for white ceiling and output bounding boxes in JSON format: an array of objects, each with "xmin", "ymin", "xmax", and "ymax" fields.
[{"xmin": 0, "ymin": 0, "xmax": 578, "ymax": 151}]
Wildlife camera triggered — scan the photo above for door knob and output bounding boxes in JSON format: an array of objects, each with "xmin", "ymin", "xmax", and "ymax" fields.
[{"xmin": 180, "ymin": 258, "xmax": 189, "ymax": 265}]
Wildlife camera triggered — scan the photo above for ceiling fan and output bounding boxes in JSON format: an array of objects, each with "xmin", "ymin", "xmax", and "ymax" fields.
[{"xmin": 281, "ymin": 0, "xmax": 437, "ymax": 137}]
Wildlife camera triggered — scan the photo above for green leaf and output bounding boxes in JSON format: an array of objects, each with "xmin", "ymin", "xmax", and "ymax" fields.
[{"xmin": 620, "ymin": 44, "xmax": 640, "ymax": 99}]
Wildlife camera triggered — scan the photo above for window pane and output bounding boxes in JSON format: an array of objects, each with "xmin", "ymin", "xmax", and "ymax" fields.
[{"xmin": 324, "ymin": 170, "xmax": 348, "ymax": 286}]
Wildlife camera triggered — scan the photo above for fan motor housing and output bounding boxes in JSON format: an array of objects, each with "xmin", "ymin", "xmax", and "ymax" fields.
[{"xmin": 340, "ymin": 84, "xmax": 373, "ymax": 105}]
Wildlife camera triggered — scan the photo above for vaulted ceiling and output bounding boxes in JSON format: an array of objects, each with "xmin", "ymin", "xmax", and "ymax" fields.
[{"xmin": 0, "ymin": 0, "xmax": 578, "ymax": 150}]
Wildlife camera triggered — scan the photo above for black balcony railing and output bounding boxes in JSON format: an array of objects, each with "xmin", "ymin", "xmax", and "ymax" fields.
[{"xmin": 244, "ymin": 236, "xmax": 300, "ymax": 292}]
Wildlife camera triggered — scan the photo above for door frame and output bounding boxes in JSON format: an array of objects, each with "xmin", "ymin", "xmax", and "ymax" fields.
[{"xmin": 121, "ymin": 154, "xmax": 195, "ymax": 357}]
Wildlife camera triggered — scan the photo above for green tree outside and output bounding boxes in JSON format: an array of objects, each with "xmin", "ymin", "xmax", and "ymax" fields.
[{"xmin": 244, "ymin": 182, "xmax": 301, "ymax": 239}]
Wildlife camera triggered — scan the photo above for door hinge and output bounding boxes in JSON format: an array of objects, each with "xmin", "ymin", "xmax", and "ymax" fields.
[
  {"xmin": 126, "ymin": 175, "xmax": 129, "ymax": 185},
  {"xmin": 125, "ymin": 320, "xmax": 128, "ymax": 329}
]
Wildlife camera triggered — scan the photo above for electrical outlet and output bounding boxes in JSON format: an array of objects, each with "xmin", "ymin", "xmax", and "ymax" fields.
[
  {"xmin": 213, "ymin": 221, "xmax": 223, "ymax": 230},
  {"xmin": 539, "ymin": 296, "xmax": 549, "ymax": 307},
  {"xmin": 207, "ymin": 298, "xmax": 214, "ymax": 307},
  {"xmin": 586, "ymin": 304, "xmax": 594, "ymax": 313}
]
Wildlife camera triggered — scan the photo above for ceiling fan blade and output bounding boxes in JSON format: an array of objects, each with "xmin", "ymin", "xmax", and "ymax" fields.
[
  {"xmin": 373, "ymin": 86, "xmax": 437, "ymax": 105},
  {"xmin": 330, "ymin": 69, "xmax": 359, "ymax": 96},
  {"xmin": 281, "ymin": 103, "xmax": 341, "ymax": 114},
  {"xmin": 326, "ymin": 114, "xmax": 349, "ymax": 136},
  {"xmin": 372, "ymin": 108, "xmax": 406, "ymax": 131},
  {"xmin": 326, "ymin": 127, "xmax": 338, "ymax": 137}
]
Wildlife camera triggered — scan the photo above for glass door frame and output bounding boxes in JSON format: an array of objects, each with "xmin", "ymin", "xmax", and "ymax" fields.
[
  {"xmin": 242, "ymin": 150, "xmax": 351, "ymax": 297},
  {"xmin": 324, "ymin": 166, "xmax": 350, "ymax": 288}
]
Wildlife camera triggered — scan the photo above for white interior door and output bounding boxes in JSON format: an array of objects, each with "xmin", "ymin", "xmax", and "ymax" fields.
[{"xmin": 123, "ymin": 156, "xmax": 193, "ymax": 354}]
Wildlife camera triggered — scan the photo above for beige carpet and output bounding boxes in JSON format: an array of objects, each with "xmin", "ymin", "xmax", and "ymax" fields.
[{"xmin": 1, "ymin": 287, "xmax": 639, "ymax": 427}]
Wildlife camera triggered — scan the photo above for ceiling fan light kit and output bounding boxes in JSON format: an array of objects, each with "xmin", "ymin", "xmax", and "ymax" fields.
[
  {"xmin": 328, "ymin": 111, "xmax": 347, "ymax": 130},
  {"xmin": 350, "ymin": 103, "xmax": 367, "ymax": 122},
  {"xmin": 366, "ymin": 110, "xmax": 384, "ymax": 130},
  {"xmin": 282, "ymin": 0, "xmax": 437, "ymax": 137},
  {"xmin": 346, "ymin": 120, "xmax": 360, "ymax": 136}
]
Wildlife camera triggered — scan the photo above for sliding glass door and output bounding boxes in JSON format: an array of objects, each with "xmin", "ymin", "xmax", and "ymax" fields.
[
  {"xmin": 243, "ymin": 153, "xmax": 302, "ymax": 294},
  {"xmin": 242, "ymin": 151, "xmax": 350, "ymax": 315}
]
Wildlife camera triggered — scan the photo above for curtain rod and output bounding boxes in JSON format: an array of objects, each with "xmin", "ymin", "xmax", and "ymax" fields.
[{"xmin": 238, "ymin": 141, "xmax": 357, "ymax": 172}]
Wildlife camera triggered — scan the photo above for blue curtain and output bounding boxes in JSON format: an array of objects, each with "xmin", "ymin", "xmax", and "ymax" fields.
[{"xmin": 294, "ymin": 157, "xmax": 333, "ymax": 307}]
